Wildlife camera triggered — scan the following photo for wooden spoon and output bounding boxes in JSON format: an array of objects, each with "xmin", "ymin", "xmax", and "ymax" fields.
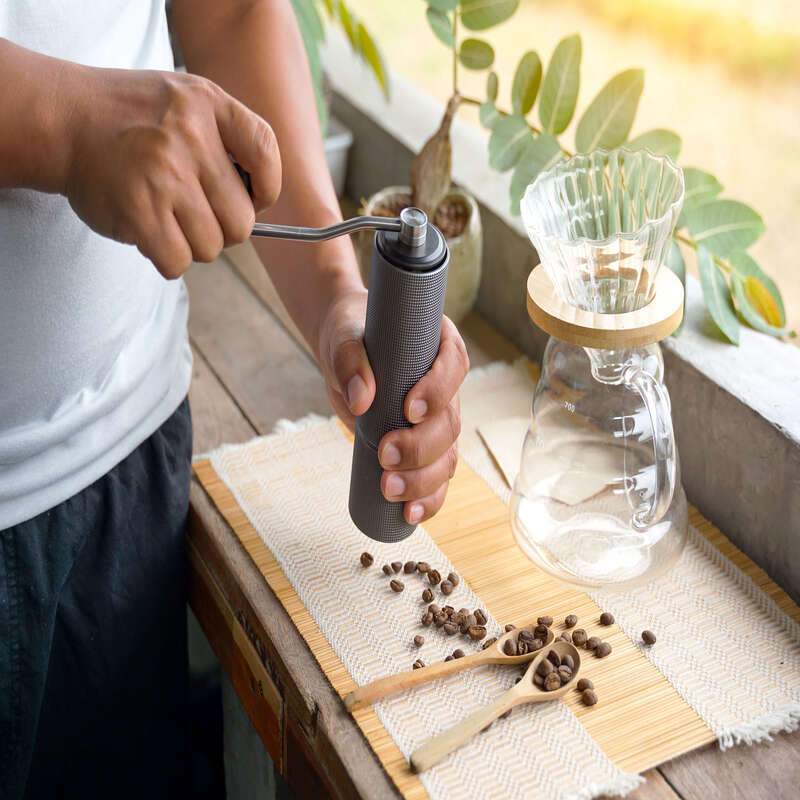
[
  {"xmin": 343, "ymin": 625, "xmax": 556, "ymax": 712},
  {"xmin": 409, "ymin": 641, "xmax": 582, "ymax": 773}
]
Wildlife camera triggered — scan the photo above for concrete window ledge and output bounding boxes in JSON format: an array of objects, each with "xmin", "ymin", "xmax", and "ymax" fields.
[{"xmin": 322, "ymin": 35, "xmax": 800, "ymax": 602}]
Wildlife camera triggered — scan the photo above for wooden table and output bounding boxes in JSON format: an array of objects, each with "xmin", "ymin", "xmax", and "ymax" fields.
[{"xmin": 184, "ymin": 245, "xmax": 800, "ymax": 800}]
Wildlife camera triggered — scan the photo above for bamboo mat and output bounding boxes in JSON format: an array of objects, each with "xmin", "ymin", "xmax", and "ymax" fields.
[{"xmin": 194, "ymin": 437, "xmax": 800, "ymax": 800}]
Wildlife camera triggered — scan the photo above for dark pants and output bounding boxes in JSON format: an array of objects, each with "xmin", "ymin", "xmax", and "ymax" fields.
[{"xmin": 0, "ymin": 398, "xmax": 193, "ymax": 800}]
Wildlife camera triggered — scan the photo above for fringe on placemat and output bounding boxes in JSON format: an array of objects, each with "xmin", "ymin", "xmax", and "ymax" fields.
[
  {"xmin": 718, "ymin": 703, "xmax": 800, "ymax": 750},
  {"xmin": 575, "ymin": 772, "xmax": 644, "ymax": 799}
]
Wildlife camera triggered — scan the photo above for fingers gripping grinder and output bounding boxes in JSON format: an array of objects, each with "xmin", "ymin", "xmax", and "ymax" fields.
[{"xmin": 250, "ymin": 208, "xmax": 449, "ymax": 543}]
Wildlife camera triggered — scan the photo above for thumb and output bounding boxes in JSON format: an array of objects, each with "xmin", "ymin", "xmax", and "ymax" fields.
[{"xmin": 331, "ymin": 335, "xmax": 375, "ymax": 417}]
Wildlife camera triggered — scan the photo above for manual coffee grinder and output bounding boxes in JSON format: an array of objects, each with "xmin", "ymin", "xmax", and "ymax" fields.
[
  {"xmin": 248, "ymin": 207, "xmax": 449, "ymax": 544},
  {"xmin": 511, "ymin": 148, "xmax": 689, "ymax": 590}
]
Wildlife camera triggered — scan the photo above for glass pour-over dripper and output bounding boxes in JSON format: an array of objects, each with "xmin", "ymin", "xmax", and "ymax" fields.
[{"xmin": 512, "ymin": 148, "xmax": 688, "ymax": 589}]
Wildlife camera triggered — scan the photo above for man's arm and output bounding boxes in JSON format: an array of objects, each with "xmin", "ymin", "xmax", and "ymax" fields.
[{"xmin": 172, "ymin": 0, "xmax": 470, "ymax": 524}]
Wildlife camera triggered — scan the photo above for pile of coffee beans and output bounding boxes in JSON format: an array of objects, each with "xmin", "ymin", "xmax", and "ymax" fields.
[{"xmin": 532, "ymin": 649, "xmax": 575, "ymax": 691}]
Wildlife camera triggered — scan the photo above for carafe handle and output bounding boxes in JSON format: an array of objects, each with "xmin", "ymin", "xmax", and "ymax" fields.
[{"xmin": 622, "ymin": 366, "xmax": 677, "ymax": 528}]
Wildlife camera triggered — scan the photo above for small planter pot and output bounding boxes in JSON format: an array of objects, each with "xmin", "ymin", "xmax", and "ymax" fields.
[{"xmin": 357, "ymin": 186, "xmax": 482, "ymax": 325}]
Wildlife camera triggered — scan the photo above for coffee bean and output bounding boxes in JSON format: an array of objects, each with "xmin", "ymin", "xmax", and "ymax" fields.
[
  {"xmin": 413, "ymin": 635, "xmax": 424, "ymax": 647},
  {"xmin": 530, "ymin": 638, "xmax": 544, "ymax": 651},
  {"xmin": 577, "ymin": 678, "xmax": 594, "ymax": 692},
  {"xmin": 503, "ymin": 639, "xmax": 517, "ymax": 657},
  {"xmin": 417, "ymin": 561, "xmax": 430, "ymax": 574},
  {"xmin": 564, "ymin": 614, "xmax": 578, "ymax": 628},
  {"xmin": 451, "ymin": 611, "xmax": 465, "ymax": 627},
  {"xmin": 595, "ymin": 641, "xmax": 612, "ymax": 658},
  {"xmin": 434, "ymin": 613, "xmax": 447, "ymax": 627},
  {"xmin": 382, "ymin": 564, "xmax": 393, "ymax": 576},
  {"xmin": 504, "ymin": 623, "xmax": 517, "ymax": 632},
  {"xmin": 560, "ymin": 631, "xmax": 572, "ymax": 643},
  {"xmin": 440, "ymin": 580, "xmax": 454, "ymax": 596},
  {"xmin": 585, "ymin": 636, "xmax": 601, "ymax": 651},
  {"xmin": 518, "ymin": 629, "xmax": 535, "ymax": 642},
  {"xmin": 482, "ymin": 637, "xmax": 498, "ymax": 650},
  {"xmin": 390, "ymin": 579, "xmax": 404, "ymax": 593},
  {"xmin": 460, "ymin": 614, "xmax": 476, "ymax": 634},
  {"xmin": 391, "ymin": 561, "xmax": 402, "ymax": 573},
  {"xmin": 444, "ymin": 655, "xmax": 454, "ymax": 662},
  {"xmin": 443, "ymin": 622, "xmax": 459, "ymax": 635},
  {"xmin": 474, "ymin": 609, "xmax": 487, "ymax": 626},
  {"xmin": 533, "ymin": 672, "xmax": 545, "ymax": 687},
  {"xmin": 561, "ymin": 654, "xmax": 575, "ymax": 671},
  {"xmin": 582, "ymin": 689, "xmax": 598, "ymax": 706},
  {"xmin": 412, "ymin": 658, "xmax": 425, "ymax": 669},
  {"xmin": 360, "ymin": 552, "xmax": 374, "ymax": 567},
  {"xmin": 428, "ymin": 569, "xmax": 441, "ymax": 585},
  {"xmin": 452, "ymin": 648, "xmax": 465, "ymax": 659},
  {"xmin": 403, "ymin": 560, "xmax": 417, "ymax": 574},
  {"xmin": 536, "ymin": 659, "xmax": 554, "ymax": 677},
  {"xmin": 537, "ymin": 616, "xmax": 553, "ymax": 627},
  {"xmin": 516, "ymin": 641, "xmax": 528, "ymax": 656},
  {"xmin": 600, "ymin": 611, "xmax": 614, "ymax": 625},
  {"xmin": 421, "ymin": 588, "xmax": 434, "ymax": 603},
  {"xmin": 557, "ymin": 665, "xmax": 573, "ymax": 684},
  {"xmin": 457, "ymin": 607, "xmax": 469, "ymax": 617},
  {"xmin": 547, "ymin": 649, "xmax": 561, "ymax": 667},
  {"xmin": 544, "ymin": 672, "xmax": 561, "ymax": 691},
  {"xmin": 442, "ymin": 605, "xmax": 455, "ymax": 617},
  {"xmin": 421, "ymin": 611, "xmax": 433, "ymax": 627},
  {"xmin": 572, "ymin": 629, "xmax": 587, "ymax": 647},
  {"xmin": 429, "ymin": 604, "xmax": 441, "ymax": 616},
  {"xmin": 468, "ymin": 625, "xmax": 487, "ymax": 641},
  {"xmin": 642, "ymin": 630, "xmax": 657, "ymax": 645},
  {"xmin": 534, "ymin": 624, "xmax": 549, "ymax": 640},
  {"xmin": 447, "ymin": 571, "xmax": 460, "ymax": 587}
]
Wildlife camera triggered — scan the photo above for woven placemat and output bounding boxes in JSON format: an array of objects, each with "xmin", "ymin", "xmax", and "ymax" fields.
[{"xmin": 195, "ymin": 361, "xmax": 800, "ymax": 799}]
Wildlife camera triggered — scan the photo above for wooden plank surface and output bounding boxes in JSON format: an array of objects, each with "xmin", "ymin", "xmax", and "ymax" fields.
[{"xmin": 185, "ymin": 252, "xmax": 800, "ymax": 800}]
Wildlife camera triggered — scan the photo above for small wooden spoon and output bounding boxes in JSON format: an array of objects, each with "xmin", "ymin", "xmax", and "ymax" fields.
[
  {"xmin": 343, "ymin": 625, "xmax": 556, "ymax": 712},
  {"xmin": 409, "ymin": 641, "xmax": 581, "ymax": 773}
]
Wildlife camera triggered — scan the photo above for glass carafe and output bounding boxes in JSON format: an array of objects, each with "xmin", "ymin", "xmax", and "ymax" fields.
[{"xmin": 512, "ymin": 149, "xmax": 688, "ymax": 589}]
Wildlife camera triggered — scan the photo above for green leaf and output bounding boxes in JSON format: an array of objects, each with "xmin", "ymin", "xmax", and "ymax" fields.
[
  {"xmin": 727, "ymin": 251, "xmax": 786, "ymax": 326},
  {"xmin": 291, "ymin": 0, "xmax": 326, "ymax": 132},
  {"xmin": 538, "ymin": 34, "xmax": 581, "ymax": 135},
  {"xmin": 459, "ymin": 38, "xmax": 494, "ymax": 69},
  {"xmin": 426, "ymin": 7, "xmax": 454, "ymax": 47},
  {"xmin": 429, "ymin": 0, "xmax": 458, "ymax": 10},
  {"xmin": 666, "ymin": 239, "xmax": 686, "ymax": 335},
  {"xmin": 338, "ymin": 1, "xmax": 359, "ymax": 51},
  {"xmin": 626, "ymin": 128, "xmax": 681, "ymax": 160},
  {"xmin": 479, "ymin": 100, "xmax": 501, "ymax": 129},
  {"xmin": 486, "ymin": 70, "xmax": 498, "ymax": 101},
  {"xmin": 459, "ymin": 0, "xmax": 520, "ymax": 31},
  {"xmin": 321, "ymin": 0, "xmax": 334, "ymax": 16},
  {"xmin": 489, "ymin": 113, "xmax": 531, "ymax": 171},
  {"xmin": 510, "ymin": 133, "xmax": 562, "ymax": 215},
  {"xmin": 575, "ymin": 68, "xmax": 644, "ymax": 153},
  {"xmin": 677, "ymin": 167, "xmax": 723, "ymax": 228},
  {"xmin": 697, "ymin": 245, "xmax": 739, "ymax": 344},
  {"xmin": 731, "ymin": 276, "xmax": 793, "ymax": 337},
  {"xmin": 358, "ymin": 23, "xmax": 389, "ymax": 97},
  {"xmin": 687, "ymin": 199, "xmax": 765, "ymax": 258},
  {"xmin": 511, "ymin": 51, "xmax": 542, "ymax": 115}
]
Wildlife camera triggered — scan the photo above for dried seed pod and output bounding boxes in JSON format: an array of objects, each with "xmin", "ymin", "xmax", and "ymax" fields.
[
  {"xmin": 536, "ymin": 659, "xmax": 554, "ymax": 677},
  {"xmin": 429, "ymin": 604, "xmax": 441, "ymax": 616},
  {"xmin": 547, "ymin": 649, "xmax": 561, "ymax": 667},
  {"xmin": 503, "ymin": 639, "xmax": 517, "ymax": 657},
  {"xmin": 421, "ymin": 588, "xmax": 434, "ymax": 603},
  {"xmin": 447, "ymin": 571, "xmax": 460, "ymax": 587},
  {"xmin": 482, "ymin": 637, "xmax": 498, "ymax": 650},
  {"xmin": 516, "ymin": 641, "xmax": 528, "ymax": 656},
  {"xmin": 642, "ymin": 630, "xmax": 657, "ymax": 645},
  {"xmin": 360, "ymin": 552, "xmax": 374, "ymax": 567},
  {"xmin": 474, "ymin": 609, "xmax": 487, "ymax": 626},
  {"xmin": 582, "ymin": 689, "xmax": 598, "ymax": 706},
  {"xmin": 571, "ymin": 629, "xmax": 587, "ymax": 647},
  {"xmin": 389, "ymin": 579, "xmax": 404, "ymax": 593},
  {"xmin": 544, "ymin": 672, "xmax": 561, "ymax": 691},
  {"xmin": 452, "ymin": 648, "xmax": 465, "ymax": 659},
  {"xmin": 534, "ymin": 624, "xmax": 549, "ymax": 640},
  {"xmin": 468, "ymin": 625, "xmax": 487, "ymax": 641},
  {"xmin": 440, "ymin": 580, "xmax": 454, "ymax": 596},
  {"xmin": 417, "ymin": 561, "xmax": 430, "ymax": 574},
  {"xmin": 428, "ymin": 569, "xmax": 441, "ymax": 585},
  {"xmin": 382, "ymin": 564, "xmax": 393, "ymax": 576},
  {"xmin": 585, "ymin": 636, "xmax": 601, "ymax": 651},
  {"xmin": 533, "ymin": 672, "xmax": 545, "ymax": 687},
  {"xmin": 600, "ymin": 611, "xmax": 614, "ymax": 626},
  {"xmin": 560, "ymin": 631, "xmax": 572, "ymax": 643},
  {"xmin": 421, "ymin": 611, "xmax": 434, "ymax": 627},
  {"xmin": 412, "ymin": 658, "xmax": 425, "ymax": 669},
  {"xmin": 595, "ymin": 641, "xmax": 612, "ymax": 658},
  {"xmin": 443, "ymin": 621, "xmax": 459, "ymax": 635},
  {"xmin": 537, "ymin": 616, "xmax": 553, "ymax": 627},
  {"xmin": 557, "ymin": 665, "xmax": 573, "ymax": 684},
  {"xmin": 564, "ymin": 614, "xmax": 578, "ymax": 628},
  {"xmin": 403, "ymin": 560, "xmax": 417, "ymax": 574},
  {"xmin": 577, "ymin": 678, "xmax": 594, "ymax": 692},
  {"xmin": 561, "ymin": 654, "xmax": 575, "ymax": 671},
  {"xmin": 413, "ymin": 635, "xmax": 424, "ymax": 647}
]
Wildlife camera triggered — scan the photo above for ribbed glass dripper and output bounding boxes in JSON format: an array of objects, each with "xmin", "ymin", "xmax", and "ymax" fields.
[{"xmin": 521, "ymin": 148, "xmax": 684, "ymax": 313}]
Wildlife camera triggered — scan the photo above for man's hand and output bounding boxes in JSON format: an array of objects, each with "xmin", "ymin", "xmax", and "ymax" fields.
[
  {"xmin": 318, "ymin": 289, "xmax": 470, "ymax": 525},
  {"xmin": 63, "ymin": 68, "xmax": 281, "ymax": 278}
]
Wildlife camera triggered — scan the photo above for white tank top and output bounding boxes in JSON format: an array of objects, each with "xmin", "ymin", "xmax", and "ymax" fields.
[{"xmin": 0, "ymin": 0, "xmax": 193, "ymax": 528}]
